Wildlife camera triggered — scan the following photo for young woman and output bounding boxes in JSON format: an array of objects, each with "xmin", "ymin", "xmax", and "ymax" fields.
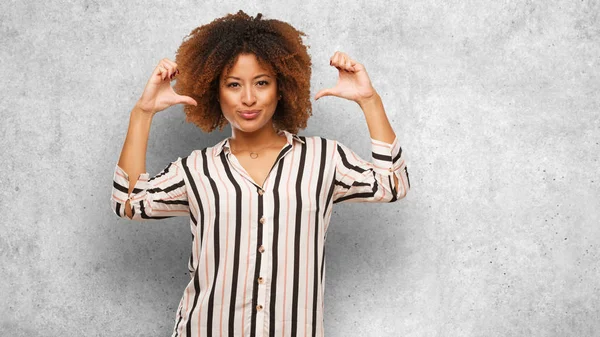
[{"xmin": 110, "ymin": 10, "xmax": 410, "ymax": 337}]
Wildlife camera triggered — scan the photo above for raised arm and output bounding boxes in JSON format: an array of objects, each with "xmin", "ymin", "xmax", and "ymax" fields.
[
  {"xmin": 356, "ymin": 91, "xmax": 399, "ymax": 189},
  {"xmin": 118, "ymin": 106, "xmax": 154, "ymax": 219},
  {"xmin": 113, "ymin": 58, "xmax": 197, "ymax": 219},
  {"xmin": 315, "ymin": 51, "xmax": 409, "ymax": 203}
]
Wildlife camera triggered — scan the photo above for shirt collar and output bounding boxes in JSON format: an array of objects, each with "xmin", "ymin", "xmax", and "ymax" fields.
[{"xmin": 213, "ymin": 129, "xmax": 305, "ymax": 157}]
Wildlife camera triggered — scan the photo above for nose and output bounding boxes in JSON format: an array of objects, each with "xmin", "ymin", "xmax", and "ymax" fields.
[{"xmin": 241, "ymin": 86, "xmax": 257, "ymax": 106}]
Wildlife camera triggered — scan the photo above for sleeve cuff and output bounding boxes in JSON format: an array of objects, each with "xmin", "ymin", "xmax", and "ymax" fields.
[
  {"xmin": 112, "ymin": 163, "xmax": 151, "ymax": 208},
  {"xmin": 370, "ymin": 136, "xmax": 403, "ymax": 175}
]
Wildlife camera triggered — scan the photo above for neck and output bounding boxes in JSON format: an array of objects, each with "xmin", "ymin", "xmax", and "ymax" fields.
[{"xmin": 229, "ymin": 125, "xmax": 282, "ymax": 150}]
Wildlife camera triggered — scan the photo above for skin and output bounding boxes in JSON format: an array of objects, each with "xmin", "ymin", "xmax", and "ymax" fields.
[
  {"xmin": 216, "ymin": 50, "xmax": 399, "ymax": 189},
  {"xmin": 216, "ymin": 53, "xmax": 287, "ymax": 187},
  {"xmin": 218, "ymin": 53, "xmax": 286, "ymax": 152},
  {"xmin": 119, "ymin": 51, "xmax": 401, "ymax": 218},
  {"xmin": 315, "ymin": 51, "xmax": 399, "ymax": 189}
]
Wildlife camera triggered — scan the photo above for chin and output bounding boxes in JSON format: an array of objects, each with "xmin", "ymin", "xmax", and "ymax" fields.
[
  {"xmin": 234, "ymin": 118, "xmax": 273, "ymax": 133},
  {"xmin": 224, "ymin": 109, "xmax": 277, "ymax": 132}
]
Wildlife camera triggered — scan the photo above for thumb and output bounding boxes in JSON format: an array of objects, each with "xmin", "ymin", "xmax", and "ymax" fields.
[
  {"xmin": 314, "ymin": 88, "xmax": 335, "ymax": 101},
  {"xmin": 176, "ymin": 95, "xmax": 197, "ymax": 106}
]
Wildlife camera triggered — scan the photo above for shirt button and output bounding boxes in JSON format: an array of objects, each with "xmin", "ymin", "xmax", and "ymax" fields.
[
  {"xmin": 258, "ymin": 189, "xmax": 264, "ymax": 195},
  {"xmin": 258, "ymin": 245, "xmax": 265, "ymax": 253},
  {"xmin": 258, "ymin": 276, "xmax": 264, "ymax": 284},
  {"xmin": 256, "ymin": 304, "xmax": 263, "ymax": 311},
  {"xmin": 259, "ymin": 217, "xmax": 266, "ymax": 224}
]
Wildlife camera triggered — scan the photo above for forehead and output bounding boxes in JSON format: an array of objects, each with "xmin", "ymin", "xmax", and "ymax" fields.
[{"xmin": 221, "ymin": 53, "xmax": 274, "ymax": 78}]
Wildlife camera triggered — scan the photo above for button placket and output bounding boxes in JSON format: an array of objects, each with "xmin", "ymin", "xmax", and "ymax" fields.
[
  {"xmin": 256, "ymin": 207, "xmax": 270, "ymax": 333},
  {"xmin": 255, "ymin": 192, "xmax": 274, "ymax": 336},
  {"xmin": 256, "ymin": 214, "xmax": 267, "ymax": 313}
]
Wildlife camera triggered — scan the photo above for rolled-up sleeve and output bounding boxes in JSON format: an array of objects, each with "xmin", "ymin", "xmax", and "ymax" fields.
[
  {"xmin": 332, "ymin": 136, "xmax": 410, "ymax": 204},
  {"xmin": 110, "ymin": 157, "xmax": 190, "ymax": 220}
]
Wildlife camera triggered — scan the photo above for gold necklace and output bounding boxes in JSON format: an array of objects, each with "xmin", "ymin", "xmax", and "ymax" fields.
[{"xmin": 229, "ymin": 135, "xmax": 284, "ymax": 159}]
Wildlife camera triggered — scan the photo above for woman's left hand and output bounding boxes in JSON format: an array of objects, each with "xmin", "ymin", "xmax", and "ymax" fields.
[{"xmin": 314, "ymin": 51, "xmax": 376, "ymax": 105}]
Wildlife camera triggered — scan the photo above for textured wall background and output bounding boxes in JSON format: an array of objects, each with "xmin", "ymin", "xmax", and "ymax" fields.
[{"xmin": 1, "ymin": 0, "xmax": 599, "ymax": 336}]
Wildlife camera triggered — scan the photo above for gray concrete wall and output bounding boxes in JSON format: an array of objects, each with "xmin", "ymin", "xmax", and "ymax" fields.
[{"xmin": 1, "ymin": 1, "xmax": 598, "ymax": 336}]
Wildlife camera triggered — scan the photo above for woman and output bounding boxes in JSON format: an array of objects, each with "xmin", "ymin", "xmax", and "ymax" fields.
[{"xmin": 110, "ymin": 10, "xmax": 410, "ymax": 337}]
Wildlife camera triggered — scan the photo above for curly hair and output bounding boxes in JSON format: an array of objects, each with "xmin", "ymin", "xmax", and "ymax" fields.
[{"xmin": 173, "ymin": 10, "xmax": 312, "ymax": 134}]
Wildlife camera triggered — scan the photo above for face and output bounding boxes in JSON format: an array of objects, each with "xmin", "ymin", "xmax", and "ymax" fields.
[{"xmin": 218, "ymin": 53, "xmax": 279, "ymax": 134}]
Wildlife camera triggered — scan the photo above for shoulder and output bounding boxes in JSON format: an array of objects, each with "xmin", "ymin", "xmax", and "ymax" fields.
[
  {"xmin": 181, "ymin": 137, "xmax": 228, "ymax": 163},
  {"xmin": 295, "ymin": 134, "xmax": 338, "ymax": 147},
  {"xmin": 176, "ymin": 147, "xmax": 214, "ymax": 169},
  {"xmin": 294, "ymin": 134, "xmax": 343, "ymax": 161}
]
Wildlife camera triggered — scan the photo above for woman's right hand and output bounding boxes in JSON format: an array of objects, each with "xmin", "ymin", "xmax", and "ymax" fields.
[{"xmin": 135, "ymin": 58, "xmax": 197, "ymax": 115}]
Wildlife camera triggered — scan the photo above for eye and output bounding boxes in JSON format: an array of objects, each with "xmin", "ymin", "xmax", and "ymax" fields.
[
  {"xmin": 257, "ymin": 80, "xmax": 269, "ymax": 86},
  {"xmin": 227, "ymin": 83, "xmax": 240, "ymax": 88}
]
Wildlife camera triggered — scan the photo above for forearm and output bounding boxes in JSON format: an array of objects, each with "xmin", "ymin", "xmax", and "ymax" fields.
[
  {"xmin": 357, "ymin": 91, "xmax": 396, "ymax": 143},
  {"xmin": 357, "ymin": 91, "xmax": 399, "ymax": 188},
  {"xmin": 117, "ymin": 105, "xmax": 154, "ymax": 217}
]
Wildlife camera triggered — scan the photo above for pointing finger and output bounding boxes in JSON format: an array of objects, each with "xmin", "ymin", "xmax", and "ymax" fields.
[
  {"xmin": 315, "ymin": 88, "xmax": 334, "ymax": 100},
  {"xmin": 177, "ymin": 95, "xmax": 197, "ymax": 106}
]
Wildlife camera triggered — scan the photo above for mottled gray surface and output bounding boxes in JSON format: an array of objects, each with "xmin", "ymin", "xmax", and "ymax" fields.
[{"xmin": 1, "ymin": 0, "xmax": 599, "ymax": 336}]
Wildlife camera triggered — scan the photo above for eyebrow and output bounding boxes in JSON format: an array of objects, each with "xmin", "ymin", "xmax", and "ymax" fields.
[{"xmin": 225, "ymin": 74, "xmax": 271, "ymax": 80}]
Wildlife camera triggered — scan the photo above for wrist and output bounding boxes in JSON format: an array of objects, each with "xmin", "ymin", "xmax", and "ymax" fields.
[
  {"xmin": 131, "ymin": 104, "xmax": 155, "ymax": 123},
  {"xmin": 132, "ymin": 103, "xmax": 156, "ymax": 118},
  {"xmin": 134, "ymin": 101, "xmax": 156, "ymax": 116},
  {"xmin": 356, "ymin": 91, "xmax": 381, "ymax": 109}
]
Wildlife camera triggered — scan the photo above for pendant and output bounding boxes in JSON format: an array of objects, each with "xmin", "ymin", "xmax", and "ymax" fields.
[{"xmin": 250, "ymin": 152, "xmax": 258, "ymax": 159}]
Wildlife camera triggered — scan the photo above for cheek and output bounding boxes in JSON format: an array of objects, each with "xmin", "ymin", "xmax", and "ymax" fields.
[
  {"xmin": 264, "ymin": 89, "xmax": 278, "ymax": 102},
  {"xmin": 219, "ymin": 92, "xmax": 237, "ymax": 107}
]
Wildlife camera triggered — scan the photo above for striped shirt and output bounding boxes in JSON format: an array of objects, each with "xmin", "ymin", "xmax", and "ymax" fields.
[{"xmin": 110, "ymin": 129, "xmax": 410, "ymax": 337}]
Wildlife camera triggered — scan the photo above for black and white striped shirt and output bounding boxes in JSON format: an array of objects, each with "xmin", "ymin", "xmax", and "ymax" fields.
[{"xmin": 110, "ymin": 129, "xmax": 410, "ymax": 337}]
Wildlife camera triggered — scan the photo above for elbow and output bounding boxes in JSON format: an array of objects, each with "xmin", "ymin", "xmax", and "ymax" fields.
[
  {"xmin": 398, "ymin": 177, "xmax": 410, "ymax": 200},
  {"xmin": 389, "ymin": 179, "xmax": 409, "ymax": 202},
  {"xmin": 394, "ymin": 167, "xmax": 410, "ymax": 201},
  {"xmin": 397, "ymin": 186, "xmax": 409, "ymax": 200},
  {"xmin": 388, "ymin": 189, "xmax": 407, "ymax": 203},
  {"xmin": 110, "ymin": 197, "xmax": 134, "ymax": 220}
]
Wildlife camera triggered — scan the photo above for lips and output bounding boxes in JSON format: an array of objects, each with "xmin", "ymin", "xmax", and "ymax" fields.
[{"xmin": 239, "ymin": 110, "xmax": 260, "ymax": 120}]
